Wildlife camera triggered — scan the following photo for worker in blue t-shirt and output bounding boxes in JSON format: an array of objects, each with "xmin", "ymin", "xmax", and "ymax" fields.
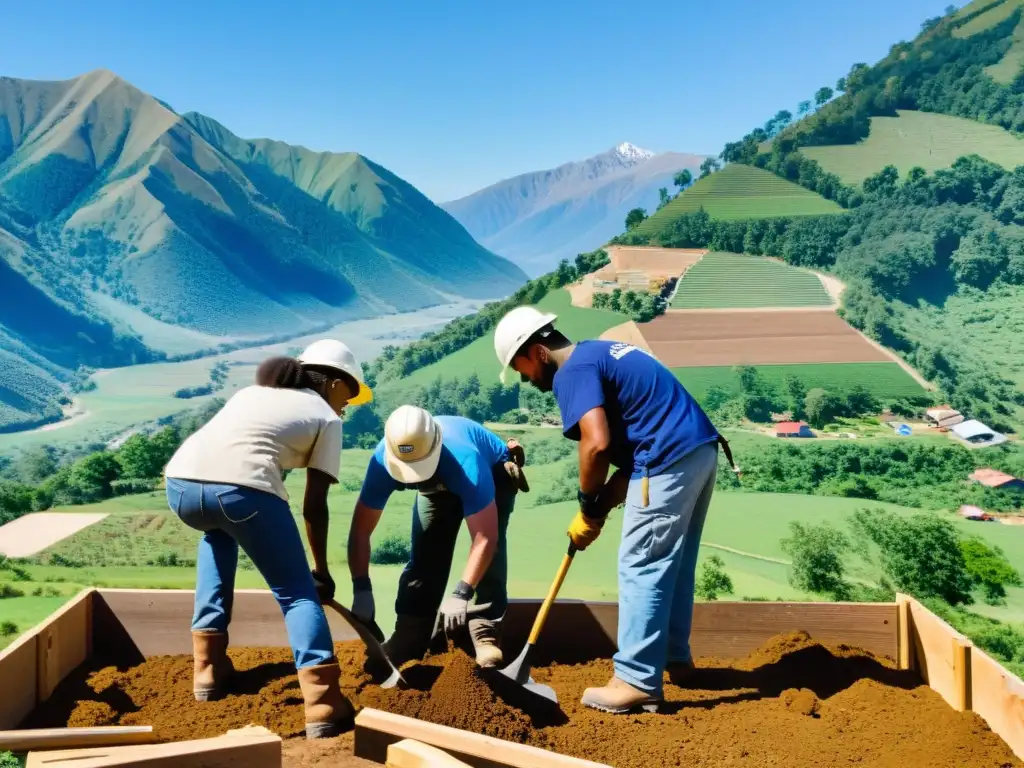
[
  {"xmin": 346, "ymin": 405, "xmax": 528, "ymax": 669},
  {"xmin": 493, "ymin": 306, "xmax": 738, "ymax": 715}
]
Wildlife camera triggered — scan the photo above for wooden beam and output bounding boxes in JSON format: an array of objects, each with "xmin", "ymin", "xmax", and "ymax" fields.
[
  {"xmin": 501, "ymin": 599, "xmax": 899, "ymax": 664},
  {"xmin": 897, "ymin": 594, "xmax": 971, "ymax": 711},
  {"xmin": 355, "ymin": 709, "xmax": 611, "ymax": 768},
  {"xmin": 37, "ymin": 588, "xmax": 94, "ymax": 702},
  {"xmin": 95, "ymin": 589, "xmax": 359, "ymax": 656},
  {"xmin": 968, "ymin": 646, "xmax": 1024, "ymax": 761},
  {"xmin": 23, "ymin": 728, "xmax": 281, "ymax": 768},
  {"xmin": 387, "ymin": 739, "xmax": 473, "ymax": 768},
  {"xmin": 0, "ymin": 726, "xmax": 156, "ymax": 752},
  {"xmin": 896, "ymin": 594, "xmax": 913, "ymax": 670},
  {"xmin": 0, "ymin": 629, "xmax": 38, "ymax": 730}
]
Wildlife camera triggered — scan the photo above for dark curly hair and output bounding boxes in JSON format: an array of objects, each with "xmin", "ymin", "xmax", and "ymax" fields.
[{"xmin": 255, "ymin": 356, "xmax": 331, "ymax": 391}]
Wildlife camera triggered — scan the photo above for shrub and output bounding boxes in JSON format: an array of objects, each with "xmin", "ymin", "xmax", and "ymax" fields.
[{"xmin": 370, "ymin": 535, "xmax": 412, "ymax": 565}]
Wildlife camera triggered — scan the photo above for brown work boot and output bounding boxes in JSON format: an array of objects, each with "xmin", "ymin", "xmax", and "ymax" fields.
[
  {"xmin": 665, "ymin": 659, "xmax": 696, "ymax": 687},
  {"xmin": 383, "ymin": 614, "xmax": 435, "ymax": 667},
  {"xmin": 581, "ymin": 676, "xmax": 662, "ymax": 714},
  {"xmin": 191, "ymin": 630, "xmax": 235, "ymax": 702},
  {"xmin": 468, "ymin": 616, "xmax": 503, "ymax": 668},
  {"xmin": 296, "ymin": 661, "xmax": 355, "ymax": 739}
]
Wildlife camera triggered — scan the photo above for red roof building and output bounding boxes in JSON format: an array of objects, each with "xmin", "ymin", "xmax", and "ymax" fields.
[
  {"xmin": 970, "ymin": 468, "xmax": 1024, "ymax": 492},
  {"xmin": 775, "ymin": 421, "xmax": 814, "ymax": 438}
]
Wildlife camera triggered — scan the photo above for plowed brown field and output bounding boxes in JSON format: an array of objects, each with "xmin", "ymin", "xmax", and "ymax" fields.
[{"xmin": 640, "ymin": 310, "xmax": 890, "ymax": 367}]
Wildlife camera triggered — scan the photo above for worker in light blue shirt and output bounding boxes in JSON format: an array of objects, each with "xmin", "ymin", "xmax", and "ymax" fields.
[
  {"xmin": 346, "ymin": 406, "xmax": 528, "ymax": 669},
  {"xmin": 493, "ymin": 305, "xmax": 737, "ymax": 715}
]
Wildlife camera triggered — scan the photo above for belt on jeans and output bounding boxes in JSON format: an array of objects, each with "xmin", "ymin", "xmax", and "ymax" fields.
[{"xmin": 637, "ymin": 434, "xmax": 738, "ymax": 508}]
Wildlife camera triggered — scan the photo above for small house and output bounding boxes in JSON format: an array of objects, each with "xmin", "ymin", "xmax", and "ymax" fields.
[
  {"xmin": 925, "ymin": 406, "xmax": 964, "ymax": 429},
  {"xmin": 951, "ymin": 419, "xmax": 1007, "ymax": 447},
  {"xmin": 775, "ymin": 421, "xmax": 814, "ymax": 438},
  {"xmin": 970, "ymin": 468, "xmax": 1024, "ymax": 493}
]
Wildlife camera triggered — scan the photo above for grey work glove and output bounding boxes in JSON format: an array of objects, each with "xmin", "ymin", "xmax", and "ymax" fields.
[
  {"xmin": 351, "ymin": 576, "xmax": 375, "ymax": 623},
  {"xmin": 440, "ymin": 580, "xmax": 474, "ymax": 633}
]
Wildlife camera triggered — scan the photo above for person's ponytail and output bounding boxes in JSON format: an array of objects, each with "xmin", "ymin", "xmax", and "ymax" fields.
[{"xmin": 256, "ymin": 355, "xmax": 332, "ymax": 392}]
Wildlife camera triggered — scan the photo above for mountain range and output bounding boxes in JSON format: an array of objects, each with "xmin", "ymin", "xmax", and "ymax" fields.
[
  {"xmin": 442, "ymin": 143, "xmax": 707, "ymax": 276},
  {"xmin": 0, "ymin": 69, "xmax": 527, "ymax": 431}
]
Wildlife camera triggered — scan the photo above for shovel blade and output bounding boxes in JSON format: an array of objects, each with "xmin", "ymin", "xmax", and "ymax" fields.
[
  {"xmin": 497, "ymin": 642, "xmax": 534, "ymax": 687},
  {"xmin": 326, "ymin": 600, "xmax": 407, "ymax": 689},
  {"xmin": 522, "ymin": 681, "xmax": 558, "ymax": 703}
]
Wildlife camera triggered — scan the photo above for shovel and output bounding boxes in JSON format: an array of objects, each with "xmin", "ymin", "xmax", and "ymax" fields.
[
  {"xmin": 325, "ymin": 599, "xmax": 407, "ymax": 689},
  {"xmin": 497, "ymin": 542, "xmax": 577, "ymax": 703}
]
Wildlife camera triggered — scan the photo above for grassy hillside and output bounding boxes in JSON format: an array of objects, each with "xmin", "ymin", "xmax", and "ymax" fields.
[
  {"xmin": 634, "ymin": 164, "xmax": 842, "ymax": 236},
  {"xmin": 670, "ymin": 252, "xmax": 832, "ymax": 309},
  {"xmin": 392, "ymin": 288, "xmax": 627, "ymax": 389},
  {"xmin": 801, "ymin": 110, "xmax": 1024, "ymax": 186},
  {"xmin": 672, "ymin": 362, "xmax": 926, "ymax": 402}
]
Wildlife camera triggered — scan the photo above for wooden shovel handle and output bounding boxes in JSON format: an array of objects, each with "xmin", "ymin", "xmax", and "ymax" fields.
[{"xmin": 526, "ymin": 543, "xmax": 576, "ymax": 646}]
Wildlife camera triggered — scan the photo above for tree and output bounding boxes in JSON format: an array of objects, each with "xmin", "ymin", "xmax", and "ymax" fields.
[
  {"xmin": 814, "ymin": 86, "xmax": 834, "ymax": 108},
  {"xmin": 945, "ymin": 4, "xmax": 957, "ymax": 14},
  {"xmin": 845, "ymin": 384, "xmax": 878, "ymax": 416},
  {"xmin": 836, "ymin": 76, "xmax": 846, "ymax": 93},
  {"xmin": 116, "ymin": 433, "xmax": 164, "ymax": 479},
  {"xmin": 781, "ymin": 521, "xmax": 852, "ymax": 600},
  {"xmin": 658, "ymin": 187, "xmax": 671, "ymax": 210},
  {"xmin": 699, "ymin": 158, "xmax": 721, "ymax": 179},
  {"xmin": 798, "ymin": 100, "xmax": 812, "ymax": 116},
  {"xmin": 625, "ymin": 207, "xmax": 647, "ymax": 230},
  {"xmin": 695, "ymin": 555, "xmax": 734, "ymax": 600},
  {"xmin": 673, "ymin": 169, "xmax": 693, "ymax": 189},
  {"xmin": 850, "ymin": 509, "xmax": 975, "ymax": 605},
  {"xmin": 786, "ymin": 375, "xmax": 808, "ymax": 420},
  {"xmin": 804, "ymin": 388, "xmax": 844, "ymax": 428},
  {"xmin": 67, "ymin": 452, "xmax": 122, "ymax": 503},
  {"xmin": 959, "ymin": 537, "xmax": 1023, "ymax": 605}
]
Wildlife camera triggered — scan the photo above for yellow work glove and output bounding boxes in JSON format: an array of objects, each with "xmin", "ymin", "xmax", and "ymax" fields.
[{"xmin": 567, "ymin": 509, "xmax": 606, "ymax": 551}]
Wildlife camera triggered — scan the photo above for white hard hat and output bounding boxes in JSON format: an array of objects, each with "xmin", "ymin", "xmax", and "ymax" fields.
[
  {"xmin": 382, "ymin": 405, "xmax": 443, "ymax": 483},
  {"xmin": 297, "ymin": 339, "xmax": 373, "ymax": 406},
  {"xmin": 493, "ymin": 306, "xmax": 558, "ymax": 384}
]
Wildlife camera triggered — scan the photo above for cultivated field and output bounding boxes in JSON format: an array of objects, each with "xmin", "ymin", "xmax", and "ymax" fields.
[
  {"xmin": 637, "ymin": 310, "xmax": 893, "ymax": 367},
  {"xmin": 801, "ymin": 110, "xmax": 1024, "ymax": 186},
  {"xmin": 672, "ymin": 362, "xmax": 928, "ymax": 401},
  {"xmin": 604, "ymin": 245, "xmax": 706, "ymax": 277},
  {"xmin": 0, "ymin": 512, "xmax": 109, "ymax": 557},
  {"xmin": 634, "ymin": 164, "xmax": 843, "ymax": 236},
  {"xmin": 670, "ymin": 252, "xmax": 833, "ymax": 309},
  {"xmin": 954, "ymin": 0, "xmax": 1022, "ymax": 37}
]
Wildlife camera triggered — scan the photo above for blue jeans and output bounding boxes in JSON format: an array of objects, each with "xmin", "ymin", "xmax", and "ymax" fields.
[
  {"xmin": 614, "ymin": 441, "xmax": 718, "ymax": 696},
  {"xmin": 165, "ymin": 478, "xmax": 334, "ymax": 669}
]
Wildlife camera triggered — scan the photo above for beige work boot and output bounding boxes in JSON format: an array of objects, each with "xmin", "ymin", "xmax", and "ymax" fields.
[
  {"xmin": 191, "ymin": 630, "xmax": 235, "ymax": 702},
  {"xmin": 468, "ymin": 616, "xmax": 503, "ymax": 668},
  {"xmin": 296, "ymin": 661, "xmax": 355, "ymax": 739},
  {"xmin": 581, "ymin": 676, "xmax": 662, "ymax": 714},
  {"xmin": 382, "ymin": 614, "xmax": 435, "ymax": 667},
  {"xmin": 665, "ymin": 659, "xmax": 696, "ymax": 687}
]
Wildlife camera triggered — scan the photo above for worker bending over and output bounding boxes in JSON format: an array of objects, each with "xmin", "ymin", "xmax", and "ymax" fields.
[
  {"xmin": 163, "ymin": 339, "xmax": 372, "ymax": 739},
  {"xmin": 347, "ymin": 406, "xmax": 527, "ymax": 668},
  {"xmin": 493, "ymin": 306, "xmax": 733, "ymax": 714}
]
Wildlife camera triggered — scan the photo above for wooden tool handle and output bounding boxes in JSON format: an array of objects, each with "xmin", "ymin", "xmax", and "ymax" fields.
[{"xmin": 526, "ymin": 544, "xmax": 576, "ymax": 645}]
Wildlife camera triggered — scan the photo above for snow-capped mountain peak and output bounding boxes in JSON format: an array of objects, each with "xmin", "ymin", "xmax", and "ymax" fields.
[{"xmin": 613, "ymin": 142, "xmax": 654, "ymax": 163}]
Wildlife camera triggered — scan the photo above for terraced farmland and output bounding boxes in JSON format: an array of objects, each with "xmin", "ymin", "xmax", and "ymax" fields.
[
  {"xmin": 670, "ymin": 252, "xmax": 832, "ymax": 309},
  {"xmin": 802, "ymin": 110, "xmax": 1024, "ymax": 186},
  {"xmin": 634, "ymin": 164, "xmax": 842, "ymax": 236},
  {"xmin": 951, "ymin": 0, "xmax": 1024, "ymax": 83}
]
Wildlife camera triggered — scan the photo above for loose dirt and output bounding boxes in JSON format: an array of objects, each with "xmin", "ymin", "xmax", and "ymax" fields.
[
  {"xmin": 0, "ymin": 512, "xmax": 109, "ymax": 557},
  {"xmin": 19, "ymin": 631, "xmax": 1021, "ymax": 768}
]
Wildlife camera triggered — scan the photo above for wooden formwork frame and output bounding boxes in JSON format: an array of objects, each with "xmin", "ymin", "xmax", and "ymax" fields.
[{"xmin": 0, "ymin": 589, "xmax": 1021, "ymax": 765}]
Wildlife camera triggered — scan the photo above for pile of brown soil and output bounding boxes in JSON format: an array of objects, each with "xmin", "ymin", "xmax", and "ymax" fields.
[{"xmin": 19, "ymin": 631, "xmax": 1022, "ymax": 768}]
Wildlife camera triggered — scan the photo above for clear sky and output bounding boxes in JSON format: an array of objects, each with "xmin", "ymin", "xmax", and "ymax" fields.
[{"xmin": 1, "ymin": 0, "xmax": 952, "ymax": 201}]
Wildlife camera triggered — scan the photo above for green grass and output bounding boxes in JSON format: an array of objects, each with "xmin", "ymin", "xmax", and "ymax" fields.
[
  {"xmin": 670, "ymin": 252, "xmax": 832, "ymax": 309},
  {"xmin": 635, "ymin": 164, "xmax": 842, "ymax": 236},
  {"xmin": 394, "ymin": 288, "xmax": 628, "ymax": 389},
  {"xmin": 671, "ymin": 362, "xmax": 927, "ymax": 402},
  {"xmin": 7, "ymin": 425, "xmax": 1023, "ymax": 650},
  {"xmin": 953, "ymin": 0, "xmax": 1022, "ymax": 37},
  {"xmin": 801, "ymin": 110, "xmax": 1024, "ymax": 186}
]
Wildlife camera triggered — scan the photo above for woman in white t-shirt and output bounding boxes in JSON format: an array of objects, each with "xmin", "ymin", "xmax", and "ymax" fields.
[{"xmin": 163, "ymin": 339, "xmax": 372, "ymax": 740}]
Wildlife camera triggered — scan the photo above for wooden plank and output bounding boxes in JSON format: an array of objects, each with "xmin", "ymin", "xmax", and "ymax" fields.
[
  {"xmin": 95, "ymin": 589, "xmax": 359, "ymax": 656},
  {"xmin": 900, "ymin": 594, "xmax": 971, "ymax": 711},
  {"xmin": 502, "ymin": 599, "xmax": 898, "ymax": 664},
  {"xmin": 897, "ymin": 595, "xmax": 913, "ymax": 670},
  {"xmin": 969, "ymin": 647, "xmax": 1024, "ymax": 761},
  {"xmin": 0, "ymin": 725, "xmax": 156, "ymax": 752},
  {"xmin": 37, "ymin": 588, "xmax": 94, "ymax": 702},
  {"xmin": 24, "ymin": 729, "xmax": 281, "ymax": 768},
  {"xmin": 0, "ymin": 628, "xmax": 38, "ymax": 729},
  {"xmin": 387, "ymin": 739, "xmax": 473, "ymax": 767},
  {"xmin": 355, "ymin": 709, "xmax": 611, "ymax": 768}
]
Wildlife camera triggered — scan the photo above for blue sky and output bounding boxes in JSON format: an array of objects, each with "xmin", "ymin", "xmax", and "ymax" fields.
[{"xmin": 1, "ymin": 0, "xmax": 952, "ymax": 201}]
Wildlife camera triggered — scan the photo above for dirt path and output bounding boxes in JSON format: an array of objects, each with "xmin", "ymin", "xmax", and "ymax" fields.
[{"xmin": 0, "ymin": 512, "xmax": 109, "ymax": 557}]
